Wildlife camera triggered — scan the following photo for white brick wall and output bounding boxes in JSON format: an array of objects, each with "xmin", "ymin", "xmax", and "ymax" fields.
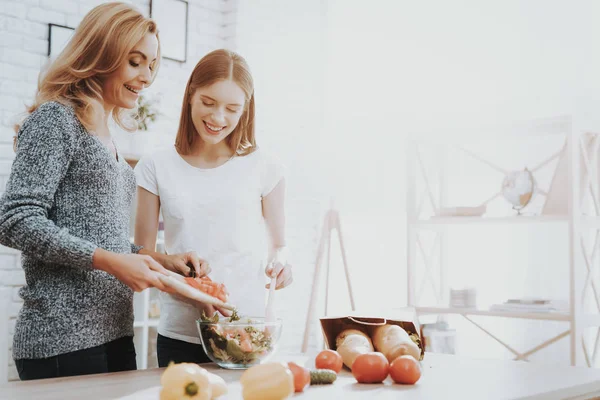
[
  {"xmin": 1, "ymin": 2, "xmax": 27, "ymax": 19},
  {"xmin": 0, "ymin": 0, "xmax": 236, "ymax": 381},
  {"xmin": 0, "ymin": 246, "xmax": 22, "ymax": 381}
]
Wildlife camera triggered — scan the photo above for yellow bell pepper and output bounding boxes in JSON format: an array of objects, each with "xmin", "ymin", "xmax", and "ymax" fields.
[
  {"xmin": 160, "ymin": 362, "xmax": 212, "ymax": 400},
  {"xmin": 240, "ymin": 362, "xmax": 294, "ymax": 400}
]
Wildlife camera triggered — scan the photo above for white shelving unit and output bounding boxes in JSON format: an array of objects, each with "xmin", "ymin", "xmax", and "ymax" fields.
[
  {"xmin": 133, "ymin": 288, "xmax": 160, "ymax": 370},
  {"xmin": 406, "ymin": 115, "xmax": 600, "ymax": 367},
  {"xmin": 132, "ymin": 238, "xmax": 164, "ymax": 370},
  {"xmin": 415, "ymin": 306, "xmax": 572, "ymax": 322}
]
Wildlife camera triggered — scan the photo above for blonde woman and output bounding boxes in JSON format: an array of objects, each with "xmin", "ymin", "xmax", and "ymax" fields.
[
  {"xmin": 135, "ymin": 50, "xmax": 293, "ymax": 366},
  {"xmin": 0, "ymin": 2, "xmax": 203, "ymax": 380}
]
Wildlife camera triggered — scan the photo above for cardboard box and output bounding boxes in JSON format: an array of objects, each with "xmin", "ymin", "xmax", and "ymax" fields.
[{"xmin": 319, "ymin": 308, "xmax": 424, "ymax": 360}]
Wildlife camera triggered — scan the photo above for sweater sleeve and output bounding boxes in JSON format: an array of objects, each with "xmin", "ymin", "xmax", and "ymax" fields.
[{"xmin": 0, "ymin": 102, "xmax": 97, "ymax": 269}]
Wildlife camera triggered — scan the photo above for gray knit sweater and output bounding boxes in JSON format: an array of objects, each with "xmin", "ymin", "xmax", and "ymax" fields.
[{"xmin": 0, "ymin": 101, "xmax": 140, "ymax": 360}]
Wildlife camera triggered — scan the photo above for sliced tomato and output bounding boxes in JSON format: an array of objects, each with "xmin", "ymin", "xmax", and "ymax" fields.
[
  {"xmin": 185, "ymin": 276, "xmax": 229, "ymax": 302},
  {"xmin": 184, "ymin": 277, "xmax": 202, "ymax": 290}
]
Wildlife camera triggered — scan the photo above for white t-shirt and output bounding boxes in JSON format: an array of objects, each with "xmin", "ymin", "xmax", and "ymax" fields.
[{"xmin": 135, "ymin": 146, "xmax": 285, "ymax": 344}]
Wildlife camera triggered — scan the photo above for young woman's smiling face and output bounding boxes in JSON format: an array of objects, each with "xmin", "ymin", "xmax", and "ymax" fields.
[
  {"xmin": 101, "ymin": 33, "xmax": 158, "ymax": 110},
  {"xmin": 189, "ymin": 79, "xmax": 246, "ymax": 147}
]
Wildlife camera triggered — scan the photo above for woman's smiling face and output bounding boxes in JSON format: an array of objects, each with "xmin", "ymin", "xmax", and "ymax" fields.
[
  {"xmin": 189, "ymin": 79, "xmax": 246, "ymax": 147},
  {"xmin": 101, "ymin": 33, "xmax": 158, "ymax": 110}
]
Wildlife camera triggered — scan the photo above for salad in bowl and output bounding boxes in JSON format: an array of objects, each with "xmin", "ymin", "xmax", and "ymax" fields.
[{"xmin": 197, "ymin": 311, "xmax": 282, "ymax": 369}]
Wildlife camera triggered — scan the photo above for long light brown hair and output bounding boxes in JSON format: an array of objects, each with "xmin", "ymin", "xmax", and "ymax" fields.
[
  {"xmin": 17, "ymin": 2, "xmax": 160, "ymax": 134},
  {"xmin": 175, "ymin": 49, "xmax": 256, "ymax": 156}
]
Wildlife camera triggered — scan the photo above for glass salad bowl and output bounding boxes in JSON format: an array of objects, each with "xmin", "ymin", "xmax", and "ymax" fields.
[{"xmin": 197, "ymin": 316, "xmax": 283, "ymax": 369}]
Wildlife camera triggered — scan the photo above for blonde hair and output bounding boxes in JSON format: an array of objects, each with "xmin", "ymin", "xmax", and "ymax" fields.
[
  {"xmin": 17, "ymin": 2, "xmax": 160, "ymax": 134},
  {"xmin": 175, "ymin": 49, "xmax": 256, "ymax": 156}
]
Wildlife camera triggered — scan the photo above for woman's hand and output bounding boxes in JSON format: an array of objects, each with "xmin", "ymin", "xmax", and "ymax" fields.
[
  {"xmin": 265, "ymin": 246, "xmax": 293, "ymax": 290},
  {"xmin": 92, "ymin": 248, "xmax": 171, "ymax": 292},
  {"xmin": 199, "ymin": 303, "xmax": 233, "ymax": 319},
  {"xmin": 160, "ymin": 251, "xmax": 211, "ymax": 277},
  {"xmin": 265, "ymin": 247, "xmax": 293, "ymax": 290},
  {"xmin": 172, "ymin": 293, "xmax": 232, "ymax": 318},
  {"xmin": 265, "ymin": 262, "xmax": 293, "ymax": 290}
]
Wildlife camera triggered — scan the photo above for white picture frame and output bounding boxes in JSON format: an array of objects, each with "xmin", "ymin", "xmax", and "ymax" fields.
[
  {"xmin": 48, "ymin": 24, "xmax": 75, "ymax": 58},
  {"xmin": 150, "ymin": 0, "xmax": 188, "ymax": 63}
]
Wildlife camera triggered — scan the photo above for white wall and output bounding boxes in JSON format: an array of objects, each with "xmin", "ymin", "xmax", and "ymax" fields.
[
  {"xmin": 355, "ymin": 0, "xmax": 600, "ymax": 364},
  {"xmin": 325, "ymin": 0, "xmax": 600, "ymax": 129},
  {"xmin": 0, "ymin": 0, "xmax": 235, "ymax": 381},
  {"xmin": 233, "ymin": 0, "xmax": 330, "ymax": 354},
  {"xmin": 234, "ymin": 0, "xmax": 600, "ymax": 363}
]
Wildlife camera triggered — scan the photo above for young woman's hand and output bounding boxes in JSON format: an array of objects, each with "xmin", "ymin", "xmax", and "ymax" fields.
[
  {"xmin": 92, "ymin": 248, "xmax": 171, "ymax": 292},
  {"xmin": 161, "ymin": 251, "xmax": 211, "ymax": 277},
  {"xmin": 199, "ymin": 303, "xmax": 233, "ymax": 319},
  {"xmin": 265, "ymin": 246, "xmax": 293, "ymax": 290},
  {"xmin": 265, "ymin": 261, "xmax": 293, "ymax": 290},
  {"xmin": 172, "ymin": 293, "xmax": 232, "ymax": 318}
]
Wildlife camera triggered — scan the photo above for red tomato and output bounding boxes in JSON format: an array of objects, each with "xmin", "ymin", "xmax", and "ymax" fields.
[
  {"xmin": 351, "ymin": 352, "xmax": 389, "ymax": 383},
  {"xmin": 287, "ymin": 362, "xmax": 311, "ymax": 392},
  {"xmin": 315, "ymin": 349, "xmax": 343, "ymax": 373},
  {"xmin": 389, "ymin": 355, "xmax": 421, "ymax": 384}
]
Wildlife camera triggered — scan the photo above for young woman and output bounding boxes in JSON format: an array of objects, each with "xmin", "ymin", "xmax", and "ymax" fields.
[
  {"xmin": 134, "ymin": 49, "xmax": 293, "ymax": 366},
  {"xmin": 0, "ymin": 2, "xmax": 203, "ymax": 380}
]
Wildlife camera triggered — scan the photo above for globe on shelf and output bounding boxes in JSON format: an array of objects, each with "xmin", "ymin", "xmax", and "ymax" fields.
[{"xmin": 501, "ymin": 168, "xmax": 535, "ymax": 215}]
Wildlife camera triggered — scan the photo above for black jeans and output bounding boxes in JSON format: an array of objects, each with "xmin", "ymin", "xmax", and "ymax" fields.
[
  {"xmin": 15, "ymin": 336, "xmax": 136, "ymax": 381},
  {"xmin": 157, "ymin": 334, "xmax": 211, "ymax": 367}
]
